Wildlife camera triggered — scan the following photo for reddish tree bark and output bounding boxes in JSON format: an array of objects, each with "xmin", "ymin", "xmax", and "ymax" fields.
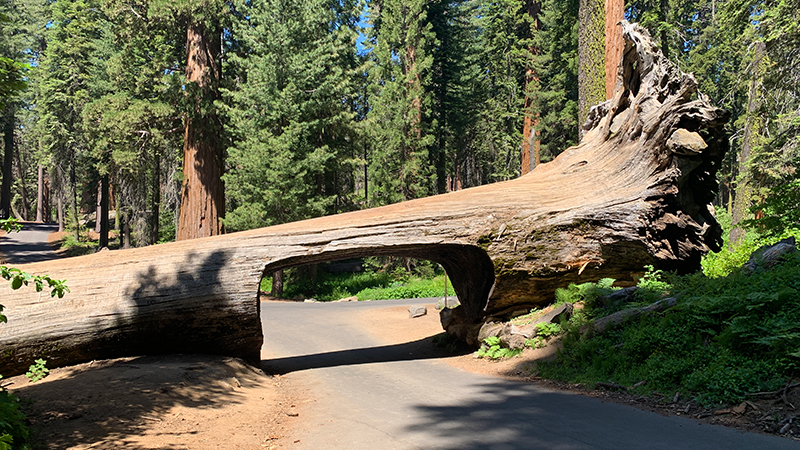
[
  {"xmin": 521, "ymin": 0, "xmax": 543, "ymax": 175},
  {"xmin": 604, "ymin": 0, "xmax": 625, "ymax": 99},
  {"xmin": 177, "ymin": 19, "xmax": 225, "ymax": 240}
]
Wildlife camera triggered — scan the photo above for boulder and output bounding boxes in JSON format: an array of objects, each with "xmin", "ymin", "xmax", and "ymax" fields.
[{"xmin": 408, "ymin": 305, "xmax": 428, "ymax": 319}]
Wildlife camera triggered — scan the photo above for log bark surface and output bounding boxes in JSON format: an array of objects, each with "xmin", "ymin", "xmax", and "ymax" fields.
[{"xmin": 0, "ymin": 23, "xmax": 728, "ymax": 374}]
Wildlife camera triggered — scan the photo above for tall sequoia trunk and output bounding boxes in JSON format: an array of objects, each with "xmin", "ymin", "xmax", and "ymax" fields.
[
  {"xmin": 730, "ymin": 42, "xmax": 766, "ymax": 247},
  {"xmin": 604, "ymin": 0, "xmax": 624, "ymax": 99},
  {"xmin": 578, "ymin": 0, "xmax": 606, "ymax": 133},
  {"xmin": 177, "ymin": 19, "xmax": 225, "ymax": 241},
  {"xmin": 0, "ymin": 23, "xmax": 731, "ymax": 373},
  {"xmin": 521, "ymin": 0, "xmax": 542, "ymax": 175},
  {"xmin": 1, "ymin": 109, "xmax": 14, "ymax": 219}
]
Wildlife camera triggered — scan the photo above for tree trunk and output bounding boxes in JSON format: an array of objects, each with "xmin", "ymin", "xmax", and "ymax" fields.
[
  {"xmin": 177, "ymin": 19, "xmax": 224, "ymax": 241},
  {"xmin": 69, "ymin": 153, "xmax": 79, "ymax": 240},
  {"xmin": 36, "ymin": 163, "xmax": 44, "ymax": 222},
  {"xmin": 12, "ymin": 138, "xmax": 29, "ymax": 220},
  {"xmin": 578, "ymin": 0, "xmax": 606, "ymax": 133},
  {"xmin": 95, "ymin": 178, "xmax": 103, "ymax": 233},
  {"xmin": 0, "ymin": 23, "xmax": 730, "ymax": 372},
  {"xmin": 1, "ymin": 108, "xmax": 13, "ymax": 219},
  {"xmin": 151, "ymin": 154, "xmax": 160, "ymax": 244},
  {"xmin": 122, "ymin": 207, "xmax": 131, "ymax": 249},
  {"xmin": 730, "ymin": 42, "xmax": 766, "ymax": 247},
  {"xmin": 57, "ymin": 192, "xmax": 64, "ymax": 232},
  {"xmin": 604, "ymin": 0, "xmax": 624, "ymax": 99},
  {"xmin": 271, "ymin": 269, "xmax": 284, "ymax": 298},
  {"xmin": 521, "ymin": 0, "xmax": 542, "ymax": 175},
  {"xmin": 99, "ymin": 174, "xmax": 109, "ymax": 249}
]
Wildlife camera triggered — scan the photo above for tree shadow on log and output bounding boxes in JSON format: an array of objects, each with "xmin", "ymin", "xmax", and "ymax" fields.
[{"xmin": 11, "ymin": 250, "xmax": 264, "ymax": 378}]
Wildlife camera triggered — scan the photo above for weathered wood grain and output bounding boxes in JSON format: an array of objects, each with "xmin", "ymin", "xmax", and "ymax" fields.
[{"xmin": 0, "ymin": 22, "xmax": 728, "ymax": 374}]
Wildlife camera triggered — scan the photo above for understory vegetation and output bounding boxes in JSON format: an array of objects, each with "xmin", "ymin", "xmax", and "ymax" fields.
[
  {"xmin": 261, "ymin": 257, "xmax": 456, "ymax": 302},
  {"xmin": 530, "ymin": 228, "xmax": 800, "ymax": 407}
]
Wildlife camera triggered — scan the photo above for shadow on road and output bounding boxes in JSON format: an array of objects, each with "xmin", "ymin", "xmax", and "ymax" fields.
[
  {"xmin": 0, "ymin": 222, "xmax": 60, "ymax": 264},
  {"xmin": 403, "ymin": 380, "xmax": 799, "ymax": 450},
  {"xmin": 261, "ymin": 336, "xmax": 472, "ymax": 374}
]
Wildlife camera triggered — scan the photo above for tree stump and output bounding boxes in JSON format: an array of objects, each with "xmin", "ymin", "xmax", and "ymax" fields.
[{"xmin": 0, "ymin": 22, "xmax": 728, "ymax": 375}]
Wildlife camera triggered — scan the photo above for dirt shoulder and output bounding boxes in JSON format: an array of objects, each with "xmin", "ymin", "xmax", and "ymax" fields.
[{"xmin": 7, "ymin": 355, "xmax": 300, "ymax": 450}]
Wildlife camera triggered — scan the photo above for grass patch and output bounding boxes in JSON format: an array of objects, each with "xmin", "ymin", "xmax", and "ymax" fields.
[{"xmin": 261, "ymin": 264, "xmax": 456, "ymax": 302}]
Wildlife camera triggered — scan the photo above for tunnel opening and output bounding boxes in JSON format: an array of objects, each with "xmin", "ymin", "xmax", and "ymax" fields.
[
  {"xmin": 257, "ymin": 244, "xmax": 496, "ymax": 331},
  {"xmin": 260, "ymin": 257, "xmax": 457, "ymax": 304}
]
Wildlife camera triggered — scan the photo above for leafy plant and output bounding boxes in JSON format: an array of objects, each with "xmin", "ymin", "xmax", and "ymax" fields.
[
  {"xmin": 477, "ymin": 336, "xmax": 522, "ymax": 359},
  {"xmin": 25, "ymin": 359, "xmax": 48, "ymax": 383},
  {"xmin": 538, "ymin": 251, "xmax": 800, "ymax": 406},
  {"xmin": 0, "ymin": 381, "xmax": 28, "ymax": 450}
]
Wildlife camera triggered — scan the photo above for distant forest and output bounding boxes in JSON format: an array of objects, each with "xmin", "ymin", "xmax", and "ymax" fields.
[{"xmin": 0, "ymin": 0, "xmax": 797, "ymax": 247}]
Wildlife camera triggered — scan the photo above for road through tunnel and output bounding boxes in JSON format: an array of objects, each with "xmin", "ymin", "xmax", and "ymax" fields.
[{"xmin": 258, "ymin": 244, "xmax": 496, "ymax": 339}]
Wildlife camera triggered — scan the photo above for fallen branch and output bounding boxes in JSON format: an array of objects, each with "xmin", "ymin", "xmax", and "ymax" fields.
[
  {"xmin": 745, "ymin": 381, "xmax": 800, "ymax": 398},
  {"xmin": 580, "ymin": 297, "xmax": 678, "ymax": 336}
]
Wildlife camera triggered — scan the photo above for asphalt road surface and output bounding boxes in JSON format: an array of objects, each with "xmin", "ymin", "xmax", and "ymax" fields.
[
  {"xmin": 261, "ymin": 299, "xmax": 800, "ymax": 450},
  {"xmin": 0, "ymin": 222, "xmax": 59, "ymax": 265}
]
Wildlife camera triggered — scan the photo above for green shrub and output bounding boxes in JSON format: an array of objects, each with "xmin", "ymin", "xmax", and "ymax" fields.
[
  {"xmin": 0, "ymin": 384, "xmax": 28, "ymax": 450},
  {"xmin": 477, "ymin": 336, "xmax": 522, "ymax": 359},
  {"xmin": 539, "ymin": 251, "xmax": 800, "ymax": 406}
]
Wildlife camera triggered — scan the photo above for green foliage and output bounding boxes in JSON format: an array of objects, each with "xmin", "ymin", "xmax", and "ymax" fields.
[
  {"xmin": 477, "ymin": 336, "xmax": 522, "ymax": 359},
  {"xmin": 264, "ymin": 261, "xmax": 455, "ymax": 302},
  {"xmin": 0, "ymin": 381, "xmax": 28, "ymax": 450},
  {"xmin": 222, "ymin": 0, "xmax": 361, "ymax": 229},
  {"xmin": 355, "ymin": 275, "xmax": 456, "ymax": 301},
  {"xmin": 554, "ymin": 277, "xmax": 617, "ymax": 312},
  {"xmin": 525, "ymin": 322, "xmax": 565, "ymax": 349},
  {"xmin": 539, "ymin": 252, "xmax": 800, "ymax": 406},
  {"xmin": 25, "ymin": 359, "xmax": 48, "ymax": 383},
  {"xmin": 535, "ymin": 322, "xmax": 563, "ymax": 339},
  {"xmin": 0, "ymin": 56, "xmax": 26, "ymax": 109},
  {"xmin": 744, "ymin": 157, "xmax": 800, "ymax": 238},
  {"xmin": 702, "ymin": 210, "xmax": 800, "ymax": 278}
]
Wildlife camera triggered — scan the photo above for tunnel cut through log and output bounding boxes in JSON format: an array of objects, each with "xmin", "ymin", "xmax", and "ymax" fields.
[
  {"xmin": 1, "ymin": 22, "xmax": 729, "ymax": 375},
  {"xmin": 260, "ymin": 245, "xmax": 495, "ymax": 320}
]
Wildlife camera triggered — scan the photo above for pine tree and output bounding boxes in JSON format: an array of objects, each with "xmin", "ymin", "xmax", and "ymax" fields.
[
  {"xmin": 365, "ymin": 0, "xmax": 437, "ymax": 204},
  {"xmin": 221, "ymin": 0, "xmax": 361, "ymax": 231},
  {"xmin": 81, "ymin": 0, "xmax": 184, "ymax": 247},
  {"xmin": 36, "ymin": 0, "xmax": 108, "ymax": 236}
]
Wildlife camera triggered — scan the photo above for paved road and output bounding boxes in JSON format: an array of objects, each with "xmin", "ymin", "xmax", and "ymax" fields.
[
  {"xmin": 261, "ymin": 299, "xmax": 799, "ymax": 450},
  {"xmin": 0, "ymin": 222, "xmax": 59, "ymax": 265}
]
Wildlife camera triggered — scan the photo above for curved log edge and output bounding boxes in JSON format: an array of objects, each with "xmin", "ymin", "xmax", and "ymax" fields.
[{"xmin": 0, "ymin": 22, "xmax": 728, "ymax": 375}]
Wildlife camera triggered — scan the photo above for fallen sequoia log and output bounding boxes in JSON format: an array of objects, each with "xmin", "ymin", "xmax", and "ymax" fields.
[{"xmin": 0, "ymin": 22, "xmax": 729, "ymax": 375}]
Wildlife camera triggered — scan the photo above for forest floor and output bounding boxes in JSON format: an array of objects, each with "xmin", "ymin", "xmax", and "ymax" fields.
[{"xmin": 6, "ymin": 301, "xmax": 798, "ymax": 449}]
